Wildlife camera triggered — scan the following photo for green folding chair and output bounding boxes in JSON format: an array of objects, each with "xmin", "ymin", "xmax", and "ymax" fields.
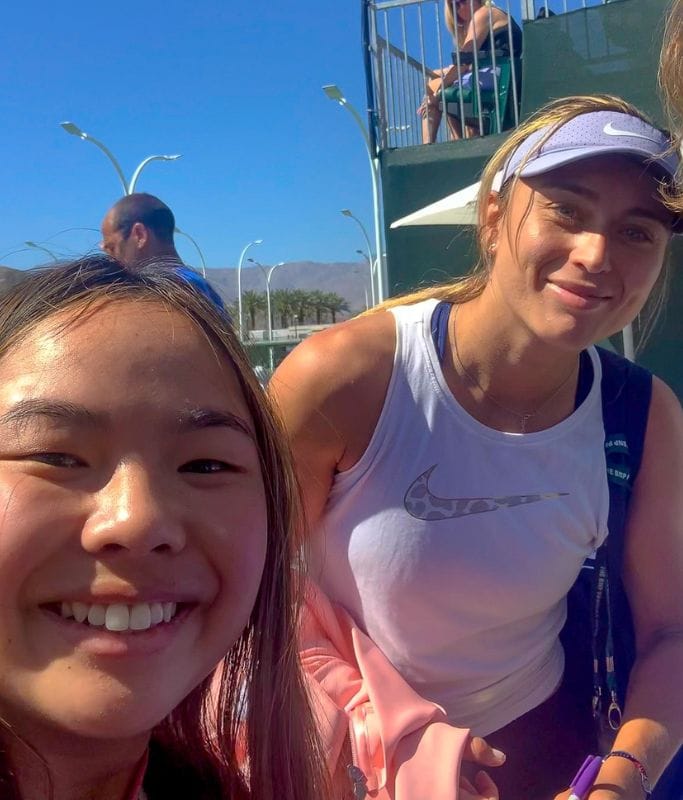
[{"xmin": 441, "ymin": 55, "xmax": 520, "ymax": 136}]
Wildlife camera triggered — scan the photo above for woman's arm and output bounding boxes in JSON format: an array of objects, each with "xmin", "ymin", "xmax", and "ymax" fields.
[{"xmin": 560, "ymin": 378, "xmax": 683, "ymax": 800}]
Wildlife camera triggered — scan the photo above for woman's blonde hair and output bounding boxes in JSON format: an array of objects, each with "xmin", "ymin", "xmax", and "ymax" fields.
[
  {"xmin": 444, "ymin": 0, "xmax": 467, "ymax": 47},
  {"xmin": 660, "ymin": 0, "xmax": 683, "ymax": 213},
  {"xmin": 0, "ymin": 257, "xmax": 327, "ymax": 800},
  {"xmin": 373, "ymin": 94, "xmax": 673, "ymax": 347}
]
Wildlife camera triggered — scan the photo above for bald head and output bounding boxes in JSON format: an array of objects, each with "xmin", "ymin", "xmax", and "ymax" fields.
[{"xmin": 101, "ymin": 193, "xmax": 180, "ymax": 267}]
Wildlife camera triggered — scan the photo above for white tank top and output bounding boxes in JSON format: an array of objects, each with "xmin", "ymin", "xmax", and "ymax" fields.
[{"xmin": 309, "ymin": 299, "xmax": 610, "ymax": 736}]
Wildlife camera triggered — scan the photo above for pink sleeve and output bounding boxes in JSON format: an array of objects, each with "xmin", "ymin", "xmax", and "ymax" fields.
[{"xmin": 300, "ymin": 581, "xmax": 470, "ymax": 799}]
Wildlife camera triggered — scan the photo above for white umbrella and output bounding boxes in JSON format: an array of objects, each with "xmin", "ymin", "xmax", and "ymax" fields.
[
  {"xmin": 390, "ymin": 172, "xmax": 502, "ymax": 229},
  {"xmin": 390, "ymin": 181, "xmax": 481, "ymax": 228}
]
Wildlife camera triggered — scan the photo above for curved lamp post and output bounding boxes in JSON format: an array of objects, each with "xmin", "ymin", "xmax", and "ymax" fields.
[
  {"xmin": 60, "ymin": 121, "xmax": 181, "ymax": 195},
  {"xmin": 60, "ymin": 122, "xmax": 208, "ymax": 276},
  {"xmin": 237, "ymin": 239, "xmax": 263, "ymax": 340},
  {"xmin": 248, "ymin": 258, "xmax": 285, "ymax": 370},
  {"xmin": 175, "ymin": 227, "xmax": 207, "ymax": 277},
  {"xmin": 128, "ymin": 155, "xmax": 181, "ymax": 194},
  {"xmin": 355, "ymin": 251, "xmax": 371, "ymax": 310},
  {"xmin": 323, "ymin": 85, "xmax": 385, "ymax": 302},
  {"xmin": 341, "ymin": 208, "xmax": 376, "ymax": 306}
]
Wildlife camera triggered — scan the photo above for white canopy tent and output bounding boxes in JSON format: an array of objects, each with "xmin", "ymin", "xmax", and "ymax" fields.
[{"xmin": 390, "ymin": 181, "xmax": 481, "ymax": 228}]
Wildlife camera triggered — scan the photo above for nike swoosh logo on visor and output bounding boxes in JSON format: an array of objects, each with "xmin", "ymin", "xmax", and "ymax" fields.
[
  {"xmin": 403, "ymin": 464, "xmax": 568, "ymax": 521},
  {"xmin": 603, "ymin": 122, "xmax": 660, "ymax": 144}
]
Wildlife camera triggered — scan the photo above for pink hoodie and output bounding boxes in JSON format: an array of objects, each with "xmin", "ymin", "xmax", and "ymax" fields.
[{"xmin": 300, "ymin": 582, "xmax": 471, "ymax": 799}]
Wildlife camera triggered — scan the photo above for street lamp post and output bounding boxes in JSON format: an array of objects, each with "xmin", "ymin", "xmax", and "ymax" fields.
[
  {"xmin": 60, "ymin": 121, "xmax": 181, "ymax": 195},
  {"xmin": 61, "ymin": 121, "xmax": 210, "ymax": 282},
  {"xmin": 323, "ymin": 84, "xmax": 386, "ymax": 302},
  {"xmin": 128, "ymin": 155, "xmax": 181, "ymax": 194},
  {"xmin": 248, "ymin": 258, "xmax": 285, "ymax": 371},
  {"xmin": 342, "ymin": 208, "xmax": 376, "ymax": 306},
  {"xmin": 355, "ymin": 251, "xmax": 371, "ymax": 310},
  {"xmin": 175, "ymin": 227, "xmax": 207, "ymax": 277},
  {"xmin": 237, "ymin": 240, "xmax": 263, "ymax": 341}
]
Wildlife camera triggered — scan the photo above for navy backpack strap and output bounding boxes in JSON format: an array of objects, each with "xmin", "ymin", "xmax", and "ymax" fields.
[
  {"xmin": 596, "ymin": 349, "xmax": 683, "ymax": 798},
  {"xmin": 597, "ymin": 347, "xmax": 651, "ymax": 718},
  {"xmin": 561, "ymin": 347, "xmax": 651, "ymax": 740},
  {"xmin": 430, "ymin": 301, "xmax": 452, "ymax": 363}
]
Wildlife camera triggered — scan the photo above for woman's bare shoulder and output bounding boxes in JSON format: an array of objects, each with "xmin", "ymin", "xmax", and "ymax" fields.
[
  {"xmin": 270, "ymin": 310, "xmax": 398, "ymax": 483},
  {"xmin": 271, "ymin": 311, "xmax": 397, "ymax": 403}
]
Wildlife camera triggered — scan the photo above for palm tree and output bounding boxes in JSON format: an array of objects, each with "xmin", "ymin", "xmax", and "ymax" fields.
[
  {"xmin": 272, "ymin": 289, "xmax": 296, "ymax": 329},
  {"xmin": 288, "ymin": 289, "xmax": 314, "ymax": 326},
  {"xmin": 241, "ymin": 290, "xmax": 266, "ymax": 333},
  {"xmin": 309, "ymin": 290, "xmax": 329, "ymax": 325},
  {"xmin": 323, "ymin": 292, "xmax": 350, "ymax": 324}
]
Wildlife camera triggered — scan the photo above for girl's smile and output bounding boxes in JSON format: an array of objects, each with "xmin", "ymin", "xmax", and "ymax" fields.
[{"xmin": 0, "ymin": 298, "xmax": 268, "ymax": 741}]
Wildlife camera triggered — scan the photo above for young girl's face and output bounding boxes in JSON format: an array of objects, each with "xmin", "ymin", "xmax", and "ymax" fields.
[{"xmin": 0, "ymin": 300, "xmax": 268, "ymax": 747}]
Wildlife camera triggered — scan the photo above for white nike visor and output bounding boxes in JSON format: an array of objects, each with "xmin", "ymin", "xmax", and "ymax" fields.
[
  {"xmin": 500, "ymin": 110, "xmax": 681, "ymax": 230},
  {"xmin": 502, "ymin": 110, "xmax": 679, "ymax": 183}
]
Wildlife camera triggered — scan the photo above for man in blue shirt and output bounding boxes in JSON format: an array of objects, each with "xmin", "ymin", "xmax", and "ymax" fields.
[{"xmin": 100, "ymin": 193, "xmax": 181, "ymax": 268}]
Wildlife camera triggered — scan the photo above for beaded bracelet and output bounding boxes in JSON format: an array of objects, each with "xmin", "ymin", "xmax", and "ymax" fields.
[{"xmin": 603, "ymin": 750, "xmax": 652, "ymax": 799}]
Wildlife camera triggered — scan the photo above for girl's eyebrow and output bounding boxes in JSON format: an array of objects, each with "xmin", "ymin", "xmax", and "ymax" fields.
[
  {"xmin": 0, "ymin": 400, "xmax": 255, "ymax": 440},
  {"xmin": 538, "ymin": 180, "xmax": 599, "ymax": 200},
  {"xmin": 539, "ymin": 182, "xmax": 672, "ymax": 227},
  {"xmin": 177, "ymin": 407, "xmax": 254, "ymax": 440},
  {"xmin": 0, "ymin": 399, "xmax": 102, "ymax": 430}
]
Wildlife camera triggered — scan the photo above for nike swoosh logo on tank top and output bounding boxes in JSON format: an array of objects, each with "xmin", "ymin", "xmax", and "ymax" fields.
[{"xmin": 403, "ymin": 465, "xmax": 569, "ymax": 521}]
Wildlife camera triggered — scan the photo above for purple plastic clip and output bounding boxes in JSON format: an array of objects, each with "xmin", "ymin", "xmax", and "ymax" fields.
[{"xmin": 569, "ymin": 755, "xmax": 603, "ymax": 800}]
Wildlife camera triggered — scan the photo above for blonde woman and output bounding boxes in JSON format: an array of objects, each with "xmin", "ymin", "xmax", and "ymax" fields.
[
  {"xmin": 273, "ymin": 95, "xmax": 683, "ymax": 798},
  {"xmin": 420, "ymin": 0, "xmax": 522, "ymax": 142}
]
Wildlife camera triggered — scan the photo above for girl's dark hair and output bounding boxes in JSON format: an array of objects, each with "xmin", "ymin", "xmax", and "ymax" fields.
[{"xmin": 0, "ymin": 256, "xmax": 327, "ymax": 800}]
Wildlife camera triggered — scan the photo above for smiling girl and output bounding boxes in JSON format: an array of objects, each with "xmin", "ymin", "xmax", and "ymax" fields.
[
  {"xmin": 0, "ymin": 257, "xmax": 325, "ymax": 799},
  {"xmin": 272, "ymin": 96, "xmax": 683, "ymax": 798}
]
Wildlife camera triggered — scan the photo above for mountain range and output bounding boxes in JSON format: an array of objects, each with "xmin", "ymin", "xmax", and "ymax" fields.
[{"xmin": 0, "ymin": 260, "xmax": 373, "ymax": 313}]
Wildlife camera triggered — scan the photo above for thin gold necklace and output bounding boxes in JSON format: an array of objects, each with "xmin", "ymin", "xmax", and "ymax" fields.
[{"xmin": 450, "ymin": 306, "xmax": 578, "ymax": 433}]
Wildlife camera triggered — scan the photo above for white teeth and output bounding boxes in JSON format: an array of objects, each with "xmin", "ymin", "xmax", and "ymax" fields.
[
  {"xmin": 130, "ymin": 603, "xmax": 152, "ymax": 631},
  {"xmin": 105, "ymin": 604, "xmax": 130, "ymax": 632},
  {"xmin": 87, "ymin": 604, "xmax": 106, "ymax": 626},
  {"xmin": 150, "ymin": 602, "xmax": 164, "ymax": 625},
  {"xmin": 58, "ymin": 600, "xmax": 180, "ymax": 632},
  {"xmin": 162, "ymin": 602, "xmax": 176, "ymax": 623},
  {"xmin": 73, "ymin": 601, "xmax": 88, "ymax": 623}
]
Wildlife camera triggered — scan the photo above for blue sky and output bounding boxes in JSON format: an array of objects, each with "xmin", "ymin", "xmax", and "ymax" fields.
[
  {"xmin": 2, "ymin": 0, "xmax": 370, "ymax": 269},
  {"xmin": 2, "ymin": 0, "xmax": 593, "ymax": 271}
]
